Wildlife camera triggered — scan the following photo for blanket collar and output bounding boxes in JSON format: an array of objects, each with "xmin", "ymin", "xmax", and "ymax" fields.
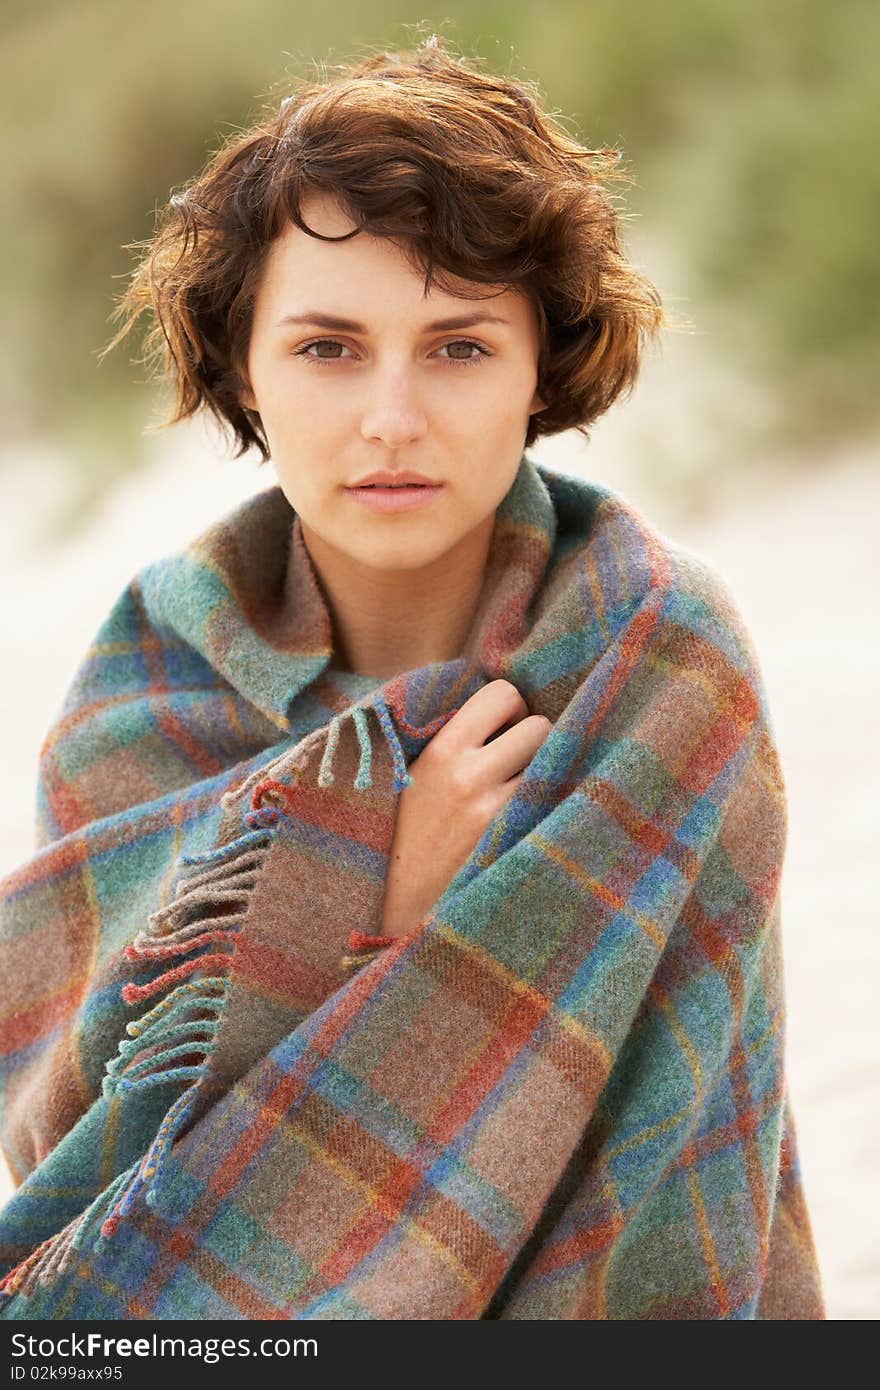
[{"xmin": 143, "ymin": 452, "xmax": 560, "ymax": 730}]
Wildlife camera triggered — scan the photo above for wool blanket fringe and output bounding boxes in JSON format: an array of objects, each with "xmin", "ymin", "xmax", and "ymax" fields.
[
  {"xmin": 0, "ymin": 696, "xmax": 424, "ymax": 1303},
  {"xmin": 0, "ymin": 454, "xmax": 825, "ymax": 1318}
]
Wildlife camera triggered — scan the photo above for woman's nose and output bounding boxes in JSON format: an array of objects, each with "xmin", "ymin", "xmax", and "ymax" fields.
[{"xmin": 359, "ymin": 368, "xmax": 428, "ymax": 446}]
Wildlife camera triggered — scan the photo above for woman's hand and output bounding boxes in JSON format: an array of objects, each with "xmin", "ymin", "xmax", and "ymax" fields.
[{"xmin": 379, "ymin": 680, "xmax": 552, "ymax": 938}]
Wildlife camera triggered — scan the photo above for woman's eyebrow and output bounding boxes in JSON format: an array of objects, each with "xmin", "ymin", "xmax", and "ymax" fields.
[{"xmin": 274, "ymin": 310, "xmax": 511, "ymax": 332}]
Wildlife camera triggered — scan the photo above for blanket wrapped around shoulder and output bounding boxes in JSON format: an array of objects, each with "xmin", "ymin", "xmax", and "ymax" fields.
[{"xmin": 0, "ymin": 454, "xmax": 824, "ymax": 1319}]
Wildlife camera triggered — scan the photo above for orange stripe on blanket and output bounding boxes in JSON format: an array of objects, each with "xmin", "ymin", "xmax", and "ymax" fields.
[
  {"xmin": 234, "ymin": 935, "xmax": 343, "ymax": 1005},
  {"xmin": 0, "ymin": 981, "xmax": 84, "ymax": 1056},
  {"xmin": 427, "ymin": 989, "xmax": 550, "ymax": 1147},
  {"xmin": 272, "ymin": 780, "xmax": 396, "ymax": 854},
  {"xmin": 527, "ymin": 1212, "xmax": 626, "ymax": 1277}
]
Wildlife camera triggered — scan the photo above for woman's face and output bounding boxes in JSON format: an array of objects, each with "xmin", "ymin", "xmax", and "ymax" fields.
[{"xmin": 241, "ymin": 190, "xmax": 546, "ymax": 573}]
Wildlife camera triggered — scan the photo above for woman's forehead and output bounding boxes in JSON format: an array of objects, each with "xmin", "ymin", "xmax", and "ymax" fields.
[{"xmin": 258, "ymin": 226, "xmax": 531, "ymax": 326}]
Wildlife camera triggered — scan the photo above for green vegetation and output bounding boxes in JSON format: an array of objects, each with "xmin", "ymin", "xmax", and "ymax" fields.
[{"xmin": 1, "ymin": 0, "xmax": 875, "ymax": 535}]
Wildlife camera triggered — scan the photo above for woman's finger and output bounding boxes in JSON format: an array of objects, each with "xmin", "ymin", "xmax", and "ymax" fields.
[
  {"xmin": 434, "ymin": 679, "xmax": 530, "ymax": 755},
  {"xmin": 477, "ymin": 714, "xmax": 552, "ymax": 784}
]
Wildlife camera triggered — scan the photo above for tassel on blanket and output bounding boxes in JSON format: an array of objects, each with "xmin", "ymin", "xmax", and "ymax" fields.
[
  {"xmin": 0, "ymin": 1170, "xmax": 134, "ymax": 1302},
  {"xmin": 0, "ymin": 797, "xmax": 287, "ymax": 1302},
  {"xmin": 97, "ymin": 789, "xmax": 290, "ymax": 1241},
  {"xmin": 318, "ymin": 695, "xmax": 414, "ymax": 793},
  {"xmin": 313, "ymin": 690, "xmax": 458, "ymax": 794},
  {"xmin": 330, "ymin": 694, "xmax": 463, "ymax": 970},
  {"xmin": 0, "ymin": 695, "xmax": 434, "ymax": 1303},
  {"xmin": 100, "ymin": 698, "xmax": 425, "ymax": 1228},
  {"xmin": 340, "ymin": 930, "xmax": 399, "ymax": 971},
  {"xmin": 0, "ymin": 805, "xmax": 281, "ymax": 1303}
]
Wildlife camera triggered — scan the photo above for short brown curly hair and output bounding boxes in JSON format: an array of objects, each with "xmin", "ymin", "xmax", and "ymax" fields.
[{"xmin": 101, "ymin": 34, "xmax": 667, "ymax": 461}]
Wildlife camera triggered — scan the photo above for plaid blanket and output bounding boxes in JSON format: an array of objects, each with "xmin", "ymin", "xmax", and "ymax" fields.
[{"xmin": 0, "ymin": 455, "xmax": 824, "ymax": 1318}]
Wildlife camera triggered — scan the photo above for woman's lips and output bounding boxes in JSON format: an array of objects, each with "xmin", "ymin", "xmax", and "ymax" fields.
[{"xmin": 343, "ymin": 484, "xmax": 444, "ymax": 513}]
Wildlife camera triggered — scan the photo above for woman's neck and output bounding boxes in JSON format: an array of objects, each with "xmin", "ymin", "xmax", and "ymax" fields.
[{"xmin": 300, "ymin": 513, "xmax": 495, "ymax": 680}]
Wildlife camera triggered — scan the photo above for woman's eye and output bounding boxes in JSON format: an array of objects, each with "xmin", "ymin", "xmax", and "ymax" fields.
[
  {"xmin": 295, "ymin": 339, "xmax": 352, "ymax": 364},
  {"xmin": 436, "ymin": 340, "xmax": 490, "ymax": 366},
  {"xmin": 293, "ymin": 338, "xmax": 491, "ymax": 368}
]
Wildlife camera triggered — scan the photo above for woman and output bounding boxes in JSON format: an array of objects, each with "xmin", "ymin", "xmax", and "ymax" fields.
[{"xmin": 0, "ymin": 37, "xmax": 824, "ymax": 1318}]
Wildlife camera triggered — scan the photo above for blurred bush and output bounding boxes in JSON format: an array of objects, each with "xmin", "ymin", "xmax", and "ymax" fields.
[{"xmin": 1, "ymin": 0, "xmax": 875, "ymax": 536}]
